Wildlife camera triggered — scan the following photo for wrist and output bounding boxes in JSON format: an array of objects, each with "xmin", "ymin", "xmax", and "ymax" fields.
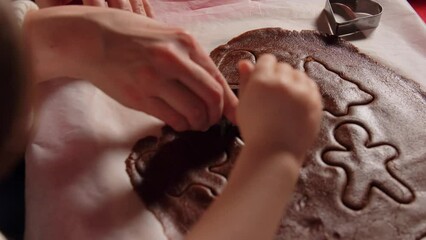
[
  {"xmin": 22, "ymin": 7, "xmax": 102, "ymax": 82},
  {"xmin": 244, "ymin": 139, "xmax": 305, "ymax": 164},
  {"xmin": 240, "ymin": 142, "xmax": 303, "ymax": 178}
]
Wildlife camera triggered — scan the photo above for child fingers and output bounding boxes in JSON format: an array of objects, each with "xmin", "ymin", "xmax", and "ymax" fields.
[
  {"xmin": 237, "ymin": 59, "xmax": 255, "ymax": 97},
  {"xmin": 275, "ymin": 62, "xmax": 294, "ymax": 83},
  {"xmin": 252, "ymin": 54, "xmax": 277, "ymax": 80}
]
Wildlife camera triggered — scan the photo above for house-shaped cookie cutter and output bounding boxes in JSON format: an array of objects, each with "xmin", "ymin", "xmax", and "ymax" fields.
[{"xmin": 324, "ymin": 0, "xmax": 383, "ymax": 36}]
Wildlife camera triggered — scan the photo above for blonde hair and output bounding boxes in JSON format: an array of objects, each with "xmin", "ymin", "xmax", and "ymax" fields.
[{"xmin": 0, "ymin": 0, "xmax": 31, "ymax": 179}]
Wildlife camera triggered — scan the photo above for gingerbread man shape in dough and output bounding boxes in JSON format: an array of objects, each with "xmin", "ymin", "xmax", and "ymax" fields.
[{"xmin": 322, "ymin": 123, "xmax": 415, "ymax": 210}]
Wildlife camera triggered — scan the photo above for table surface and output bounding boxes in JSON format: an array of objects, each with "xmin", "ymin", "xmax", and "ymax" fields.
[
  {"xmin": 1, "ymin": 1, "xmax": 425, "ymax": 240},
  {"xmin": 20, "ymin": 1, "xmax": 426, "ymax": 240}
]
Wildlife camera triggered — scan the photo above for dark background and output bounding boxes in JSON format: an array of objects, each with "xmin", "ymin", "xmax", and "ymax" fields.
[{"xmin": 409, "ymin": 0, "xmax": 426, "ymax": 22}]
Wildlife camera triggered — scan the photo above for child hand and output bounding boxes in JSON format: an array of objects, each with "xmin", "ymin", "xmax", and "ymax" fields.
[{"xmin": 236, "ymin": 54, "xmax": 322, "ymax": 161}]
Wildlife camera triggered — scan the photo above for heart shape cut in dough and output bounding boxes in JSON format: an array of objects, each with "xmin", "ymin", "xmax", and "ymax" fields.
[{"xmin": 324, "ymin": 0, "xmax": 382, "ymax": 36}]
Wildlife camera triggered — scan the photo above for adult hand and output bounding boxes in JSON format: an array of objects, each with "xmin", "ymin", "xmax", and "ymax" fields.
[
  {"xmin": 237, "ymin": 54, "xmax": 322, "ymax": 161},
  {"xmin": 24, "ymin": 7, "xmax": 237, "ymax": 131},
  {"xmin": 35, "ymin": 0, "xmax": 154, "ymax": 17}
]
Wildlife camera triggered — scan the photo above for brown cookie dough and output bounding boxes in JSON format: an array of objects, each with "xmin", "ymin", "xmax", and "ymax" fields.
[
  {"xmin": 126, "ymin": 123, "xmax": 242, "ymax": 239},
  {"xmin": 127, "ymin": 28, "xmax": 426, "ymax": 240}
]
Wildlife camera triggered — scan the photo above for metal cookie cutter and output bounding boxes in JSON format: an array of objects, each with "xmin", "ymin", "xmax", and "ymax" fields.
[{"xmin": 324, "ymin": 0, "xmax": 383, "ymax": 36}]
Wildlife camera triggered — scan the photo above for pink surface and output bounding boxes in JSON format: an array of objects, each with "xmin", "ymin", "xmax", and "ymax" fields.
[{"xmin": 25, "ymin": 1, "xmax": 426, "ymax": 240}]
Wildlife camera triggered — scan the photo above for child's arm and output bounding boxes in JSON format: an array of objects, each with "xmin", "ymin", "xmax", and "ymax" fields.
[{"xmin": 186, "ymin": 54, "xmax": 323, "ymax": 240}]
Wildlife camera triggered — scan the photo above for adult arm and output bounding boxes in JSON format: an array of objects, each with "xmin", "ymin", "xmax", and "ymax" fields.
[{"xmin": 22, "ymin": 6, "xmax": 237, "ymax": 131}]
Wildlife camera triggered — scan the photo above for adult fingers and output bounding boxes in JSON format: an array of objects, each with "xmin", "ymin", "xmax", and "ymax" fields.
[
  {"xmin": 156, "ymin": 79, "xmax": 209, "ymax": 131},
  {"xmin": 84, "ymin": 0, "xmax": 142, "ymax": 13},
  {"xmin": 176, "ymin": 61, "xmax": 224, "ymax": 127},
  {"xmin": 142, "ymin": 0, "xmax": 154, "ymax": 17},
  {"xmin": 37, "ymin": 0, "xmax": 80, "ymax": 5},
  {"xmin": 177, "ymin": 32, "xmax": 238, "ymax": 124},
  {"xmin": 162, "ymin": 53, "xmax": 225, "ymax": 128},
  {"xmin": 140, "ymin": 97, "xmax": 190, "ymax": 132},
  {"xmin": 64, "ymin": 0, "xmax": 80, "ymax": 5},
  {"xmin": 128, "ymin": 0, "xmax": 144, "ymax": 15},
  {"xmin": 128, "ymin": 0, "xmax": 154, "ymax": 17},
  {"xmin": 82, "ymin": 0, "xmax": 107, "ymax": 7},
  {"xmin": 222, "ymin": 83, "xmax": 238, "ymax": 125},
  {"xmin": 107, "ymin": 0, "xmax": 132, "ymax": 12}
]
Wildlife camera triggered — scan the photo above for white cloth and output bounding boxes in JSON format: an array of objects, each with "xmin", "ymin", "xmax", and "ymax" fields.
[
  {"xmin": 25, "ymin": 1, "xmax": 426, "ymax": 240},
  {"xmin": 12, "ymin": 0, "xmax": 38, "ymax": 28}
]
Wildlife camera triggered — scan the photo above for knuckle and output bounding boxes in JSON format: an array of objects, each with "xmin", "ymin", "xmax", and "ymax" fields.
[
  {"xmin": 175, "ymin": 29, "xmax": 196, "ymax": 48},
  {"xmin": 189, "ymin": 105, "xmax": 205, "ymax": 122},
  {"xmin": 207, "ymin": 84, "xmax": 223, "ymax": 105},
  {"xmin": 150, "ymin": 42, "xmax": 179, "ymax": 61},
  {"xmin": 259, "ymin": 53, "xmax": 276, "ymax": 61},
  {"xmin": 252, "ymin": 71, "xmax": 272, "ymax": 82},
  {"xmin": 157, "ymin": 42, "xmax": 176, "ymax": 54},
  {"xmin": 278, "ymin": 62, "xmax": 292, "ymax": 71},
  {"xmin": 293, "ymin": 69, "xmax": 306, "ymax": 80},
  {"xmin": 302, "ymin": 73, "xmax": 314, "ymax": 84},
  {"xmin": 186, "ymin": 107, "xmax": 208, "ymax": 131},
  {"xmin": 255, "ymin": 80, "xmax": 281, "ymax": 94},
  {"xmin": 275, "ymin": 82, "xmax": 289, "ymax": 93},
  {"xmin": 167, "ymin": 114, "xmax": 186, "ymax": 131},
  {"xmin": 176, "ymin": 29, "xmax": 192, "ymax": 40}
]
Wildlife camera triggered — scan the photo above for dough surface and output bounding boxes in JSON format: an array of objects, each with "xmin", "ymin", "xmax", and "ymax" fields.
[{"xmin": 127, "ymin": 28, "xmax": 426, "ymax": 240}]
